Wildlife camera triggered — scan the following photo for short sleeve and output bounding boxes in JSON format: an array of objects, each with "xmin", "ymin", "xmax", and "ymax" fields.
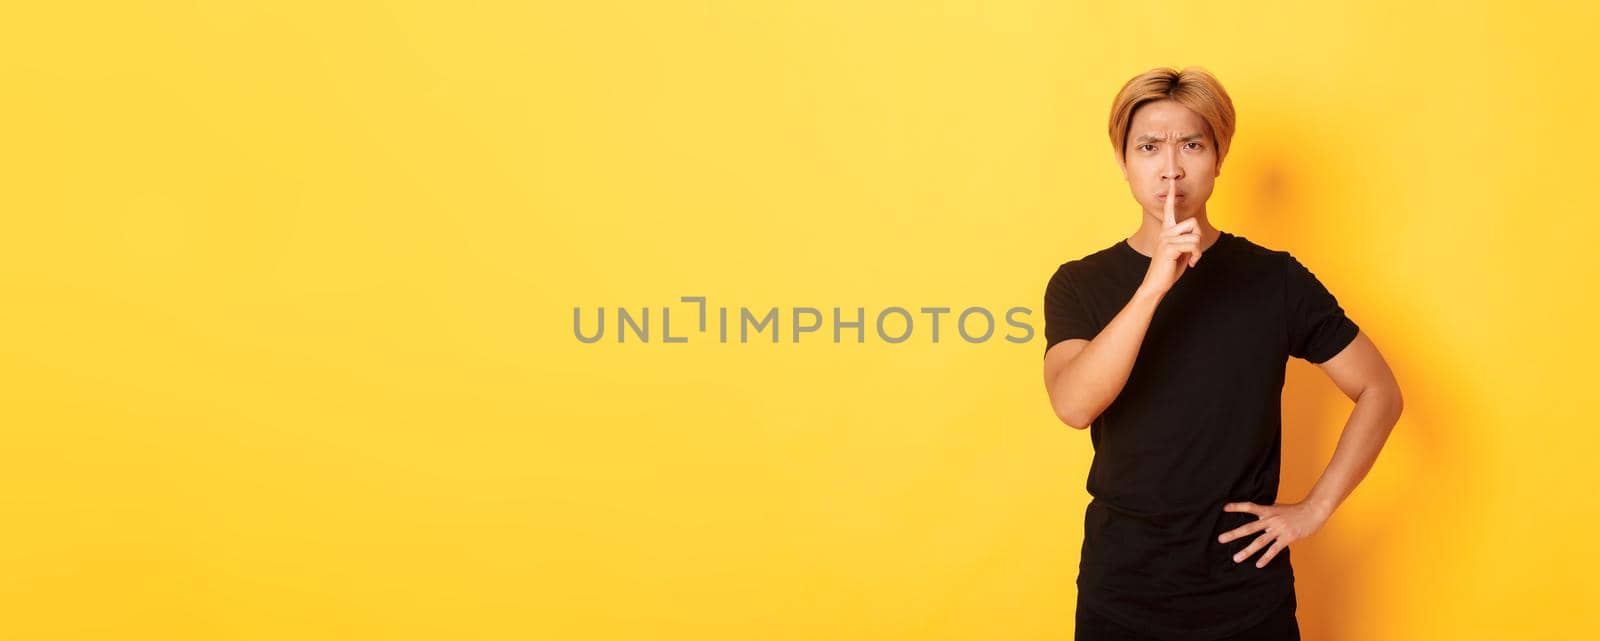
[
  {"xmin": 1284, "ymin": 253, "xmax": 1360, "ymax": 363},
  {"xmin": 1043, "ymin": 263, "xmax": 1097, "ymax": 355}
]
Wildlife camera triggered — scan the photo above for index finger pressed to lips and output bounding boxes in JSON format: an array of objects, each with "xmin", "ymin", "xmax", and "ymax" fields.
[{"xmin": 1163, "ymin": 177, "xmax": 1177, "ymax": 227}]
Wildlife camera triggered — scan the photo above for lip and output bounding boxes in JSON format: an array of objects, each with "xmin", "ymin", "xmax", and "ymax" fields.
[{"xmin": 1158, "ymin": 193, "xmax": 1185, "ymax": 199}]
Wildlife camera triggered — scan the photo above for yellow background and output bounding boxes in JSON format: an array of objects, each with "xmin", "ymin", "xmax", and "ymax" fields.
[{"xmin": 2, "ymin": 1, "xmax": 1595, "ymax": 639}]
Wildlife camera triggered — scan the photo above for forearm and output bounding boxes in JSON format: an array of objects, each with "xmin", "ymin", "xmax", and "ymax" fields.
[
  {"xmin": 1050, "ymin": 285, "xmax": 1166, "ymax": 426},
  {"xmin": 1303, "ymin": 383, "xmax": 1404, "ymax": 519}
]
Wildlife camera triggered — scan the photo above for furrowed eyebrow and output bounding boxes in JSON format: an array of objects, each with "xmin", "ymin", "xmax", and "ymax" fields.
[{"xmin": 1133, "ymin": 133, "xmax": 1206, "ymax": 143}]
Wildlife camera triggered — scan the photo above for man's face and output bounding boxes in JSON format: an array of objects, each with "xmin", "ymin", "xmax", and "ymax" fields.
[{"xmin": 1118, "ymin": 99, "xmax": 1219, "ymax": 222}]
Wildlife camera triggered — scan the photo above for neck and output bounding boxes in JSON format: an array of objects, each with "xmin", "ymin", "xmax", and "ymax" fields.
[{"xmin": 1127, "ymin": 206, "xmax": 1221, "ymax": 257}]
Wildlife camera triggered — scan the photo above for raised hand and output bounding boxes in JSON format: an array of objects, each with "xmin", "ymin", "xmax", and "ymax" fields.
[{"xmin": 1139, "ymin": 155, "xmax": 1204, "ymax": 294}]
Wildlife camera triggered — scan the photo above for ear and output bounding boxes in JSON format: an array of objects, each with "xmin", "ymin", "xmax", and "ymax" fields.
[{"xmin": 1116, "ymin": 151, "xmax": 1129, "ymax": 181}]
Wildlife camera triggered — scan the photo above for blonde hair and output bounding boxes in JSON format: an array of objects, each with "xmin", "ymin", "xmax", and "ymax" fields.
[{"xmin": 1109, "ymin": 66, "xmax": 1236, "ymax": 169}]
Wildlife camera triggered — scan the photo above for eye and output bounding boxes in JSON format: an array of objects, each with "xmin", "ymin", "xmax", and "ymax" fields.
[
  {"xmin": 1137, "ymin": 144, "xmax": 1155, "ymax": 152},
  {"xmin": 1184, "ymin": 142, "xmax": 1203, "ymax": 150}
]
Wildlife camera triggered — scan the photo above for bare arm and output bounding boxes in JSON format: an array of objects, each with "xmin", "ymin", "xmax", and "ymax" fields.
[
  {"xmin": 1218, "ymin": 330, "xmax": 1405, "ymax": 568},
  {"xmin": 1042, "ymin": 286, "xmax": 1166, "ymax": 429},
  {"xmin": 1301, "ymin": 330, "xmax": 1405, "ymax": 518},
  {"xmin": 1042, "ymin": 168, "xmax": 1203, "ymax": 429}
]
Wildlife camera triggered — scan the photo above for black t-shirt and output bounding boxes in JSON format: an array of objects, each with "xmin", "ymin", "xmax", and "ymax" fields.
[{"xmin": 1042, "ymin": 230, "xmax": 1359, "ymax": 641}]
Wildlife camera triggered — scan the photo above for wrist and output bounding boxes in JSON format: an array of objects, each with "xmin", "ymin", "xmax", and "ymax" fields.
[
  {"xmin": 1134, "ymin": 283, "xmax": 1167, "ymax": 301},
  {"xmin": 1305, "ymin": 495, "xmax": 1338, "ymax": 521}
]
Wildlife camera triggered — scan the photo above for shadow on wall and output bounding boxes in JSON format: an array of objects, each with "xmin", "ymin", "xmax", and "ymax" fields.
[{"xmin": 1231, "ymin": 124, "xmax": 1481, "ymax": 640}]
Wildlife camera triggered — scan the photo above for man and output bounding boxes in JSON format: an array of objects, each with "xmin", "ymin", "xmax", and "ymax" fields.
[{"xmin": 1041, "ymin": 67, "xmax": 1404, "ymax": 641}]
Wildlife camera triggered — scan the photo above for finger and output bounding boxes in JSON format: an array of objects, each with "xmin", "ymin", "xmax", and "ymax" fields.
[
  {"xmin": 1218, "ymin": 519, "xmax": 1268, "ymax": 543},
  {"xmin": 1163, "ymin": 232, "xmax": 1199, "ymax": 248},
  {"xmin": 1161, "ymin": 218, "xmax": 1199, "ymax": 238},
  {"xmin": 1164, "ymin": 236, "xmax": 1203, "ymax": 266},
  {"xmin": 1233, "ymin": 531, "xmax": 1276, "ymax": 563},
  {"xmin": 1166, "ymin": 239, "xmax": 1200, "ymax": 263},
  {"xmin": 1163, "ymin": 178, "xmax": 1177, "ymax": 228},
  {"xmin": 1256, "ymin": 539, "xmax": 1289, "ymax": 568},
  {"xmin": 1223, "ymin": 502, "xmax": 1264, "ymax": 516}
]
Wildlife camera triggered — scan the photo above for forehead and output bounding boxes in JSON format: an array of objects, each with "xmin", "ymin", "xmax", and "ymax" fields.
[{"xmin": 1128, "ymin": 100, "xmax": 1209, "ymax": 136}]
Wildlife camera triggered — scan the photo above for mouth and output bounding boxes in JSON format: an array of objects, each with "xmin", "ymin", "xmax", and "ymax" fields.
[{"xmin": 1158, "ymin": 193, "xmax": 1185, "ymax": 200}]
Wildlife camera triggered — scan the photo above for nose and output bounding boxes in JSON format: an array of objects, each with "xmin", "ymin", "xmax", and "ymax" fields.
[{"xmin": 1162, "ymin": 144, "xmax": 1184, "ymax": 183}]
